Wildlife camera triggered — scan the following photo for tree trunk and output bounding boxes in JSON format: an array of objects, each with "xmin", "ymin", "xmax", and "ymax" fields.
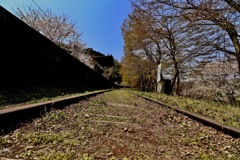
[
  {"xmin": 170, "ymin": 60, "xmax": 180, "ymax": 95},
  {"xmin": 230, "ymin": 37, "xmax": 240, "ymax": 74},
  {"xmin": 222, "ymin": 22, "xmax": 240, "ymax": 74},
  {"xmin": 236, "ymin": 52, "xmax": 240, "ymax": 75},
  {"xmin": 176, "ymin": 74, "xmax": 180, "ymax": 95},
  {"xmin": 157, "ymin": 63, "xmax": 162, "ymax": 93}
]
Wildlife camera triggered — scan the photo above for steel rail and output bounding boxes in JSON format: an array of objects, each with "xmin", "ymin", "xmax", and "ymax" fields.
[
  {"xmin": 0, "ymin": 89, "xmax": 112, "ymax": 133},
  {"xmin": 134, "ymin": 93, "xmax": 240, "ymax": 138}
]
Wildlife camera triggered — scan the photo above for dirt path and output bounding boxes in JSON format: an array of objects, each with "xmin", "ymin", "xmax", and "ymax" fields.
[{"xmin": 0, "ymin": 90, "xmax": 239, "ymax": 159}]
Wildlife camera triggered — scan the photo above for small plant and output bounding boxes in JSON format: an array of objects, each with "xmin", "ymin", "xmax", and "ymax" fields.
[
  {"xmin": 81, "ymin": 153, "xmax": 94, "ymax": 160},
  {"xmin": 39, "ymin": 150, "xmax": 75, "ymax": 160},
  {"xmin": 195, "ymin": 153, "xmax": 213, "ymax": 160},
  {"xmin": 46, "ymin": 110, "xmax": 68, "ymax": 122},
  {"xmin": 19, "ymin": 132, "xmax": 65, "ymax": 145},
  {"xmin": 0, "ymin": 137, "xmax": 7, "ymax": 147}
]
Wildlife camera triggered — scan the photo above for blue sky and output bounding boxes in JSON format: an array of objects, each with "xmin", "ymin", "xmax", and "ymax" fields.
[{"xmin": 0, "ymin": 0, "xmax": 132, "ymax": 61}]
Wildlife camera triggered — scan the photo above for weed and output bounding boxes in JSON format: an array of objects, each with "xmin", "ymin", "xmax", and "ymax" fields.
[
  {"xmin": 80, "ymin": 153, "xmax": 94, "ymax": 160},
  {"xmin": 63, "ymin": 139, "xmax": 80, "ymax": 146},
  {"xmin": 0, "ymin": 137, "xmax": 7, "ymax": 147},
  {"xmin": 195, "ymin": 153, "xmax": 213, "ymax": 160},
  {"xmin": 46, "ymin": 110, "xmax": 68, "ymax": 122},
  {"xmin": 19, "ymin": 149, "xmax": 34, "ymax": 158},
  {"xmin": 39, "ymin": 150, "xmax": 75, "ymax": 160},
  {"xmin": 20, "ymin": 132, "xmax": 65, "ymax": 145}
]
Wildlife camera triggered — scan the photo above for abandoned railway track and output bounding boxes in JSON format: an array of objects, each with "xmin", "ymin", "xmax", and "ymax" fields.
[
  {"xmin": 0, "ymin": 89, "xmax": 112, "ymax": 133},
  {"xmin": 134, "ymin": 93, "xmax": 240, "ymax": 138},
  {"xmin": 0, "ymin": 89, "xmax": 240, "ymax": 159}
]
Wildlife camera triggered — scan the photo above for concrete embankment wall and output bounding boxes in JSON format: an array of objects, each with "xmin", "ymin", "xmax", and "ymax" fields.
[{"xmin": 0, "ymin": 6, "xmax": 113, "ymax": 89}]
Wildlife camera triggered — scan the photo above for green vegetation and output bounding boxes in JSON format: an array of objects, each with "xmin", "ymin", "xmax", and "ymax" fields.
[
  {"xmin": 134, "ymin": 90, "xmax": 240, "ymax": 129},
  {"xmin": 1, "ymin": 90, "xmax": 239, "ymax": 159}
]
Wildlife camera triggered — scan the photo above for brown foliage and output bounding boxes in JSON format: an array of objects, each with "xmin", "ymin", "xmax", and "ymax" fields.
[{"xmin": 120, "ymin": 53, "xmax": 156, "ymax": 91}]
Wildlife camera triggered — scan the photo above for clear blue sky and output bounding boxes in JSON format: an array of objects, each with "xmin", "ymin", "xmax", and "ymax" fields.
[{"xmin": 0, "ymin": 0, "xmax": 132, "ymax": 61}]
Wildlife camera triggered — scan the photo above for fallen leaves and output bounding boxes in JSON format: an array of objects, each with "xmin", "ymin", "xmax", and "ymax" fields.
[{"xmin": 0, "ymin": 90, "xmax": 240, "ymax": 159}]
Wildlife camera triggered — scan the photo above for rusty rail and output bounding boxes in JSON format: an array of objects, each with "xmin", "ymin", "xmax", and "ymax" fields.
[
  {"xmin": 134, "ymin": 93, "xmax": 240, "ymax": 138},
  {"xmin": 0, "ymin": 89, "xmax": 112, "ymax": 133}
]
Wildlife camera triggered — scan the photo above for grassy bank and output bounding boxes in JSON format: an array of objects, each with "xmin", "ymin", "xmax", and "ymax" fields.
[{"xmin": 133, "ymin": 90, "xmax": 240, "ymax": 129}]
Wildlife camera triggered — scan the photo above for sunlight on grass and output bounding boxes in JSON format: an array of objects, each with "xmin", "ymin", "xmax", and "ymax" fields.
[{"xmin": 134, "ymin": 90, "xmax": 240, "ymax": 129}]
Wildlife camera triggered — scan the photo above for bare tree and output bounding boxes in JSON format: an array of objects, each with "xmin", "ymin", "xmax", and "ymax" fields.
[
  {"xmin": 15, "ymin": 6, "xmax": 84, "ymax": 52},
  {"xmin": 150, "ymin": 0, "xmax": 240, "ymax": 74},
  {"xmin": 122, "ymin": 0, "xmax": 211, "ymax": 94}
]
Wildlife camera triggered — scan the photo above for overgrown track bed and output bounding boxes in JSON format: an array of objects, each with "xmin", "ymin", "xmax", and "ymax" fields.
[
  {"xmin": 133, "ymin": 90, "xmax": 240, "ymax": 129},
  {"xmin": 1, "ymin": 90, "xmax": 240, "ymax": 159},
  {"xmin": 0, "ymin": 89, "xmax": 112, "ymax": 134},
  {"xmin": 134, "ymin": 93, "xmax": 240, "ymax": 138}
]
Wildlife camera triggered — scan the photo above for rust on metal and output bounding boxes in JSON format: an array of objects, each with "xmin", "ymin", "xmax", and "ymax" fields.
[
  {"xmin": 134, "ymin": 93, "xmax": 240, "ymax": 138},
  {"xmin": 0, "ymin": 89, "xmax": 112, "ymax": 133}
]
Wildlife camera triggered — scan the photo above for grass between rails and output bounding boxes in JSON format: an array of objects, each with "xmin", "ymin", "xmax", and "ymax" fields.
[
  {"xmin": 133, "ymin": 90, "xmax": 240, "ymax": 129},
  {"xmin": 0, "ymin": 85, "xmax": 106, "ymax": 110},
  {"xmin": 0, "ymin": 89, "xmax": 240, "ymax": 159}
]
